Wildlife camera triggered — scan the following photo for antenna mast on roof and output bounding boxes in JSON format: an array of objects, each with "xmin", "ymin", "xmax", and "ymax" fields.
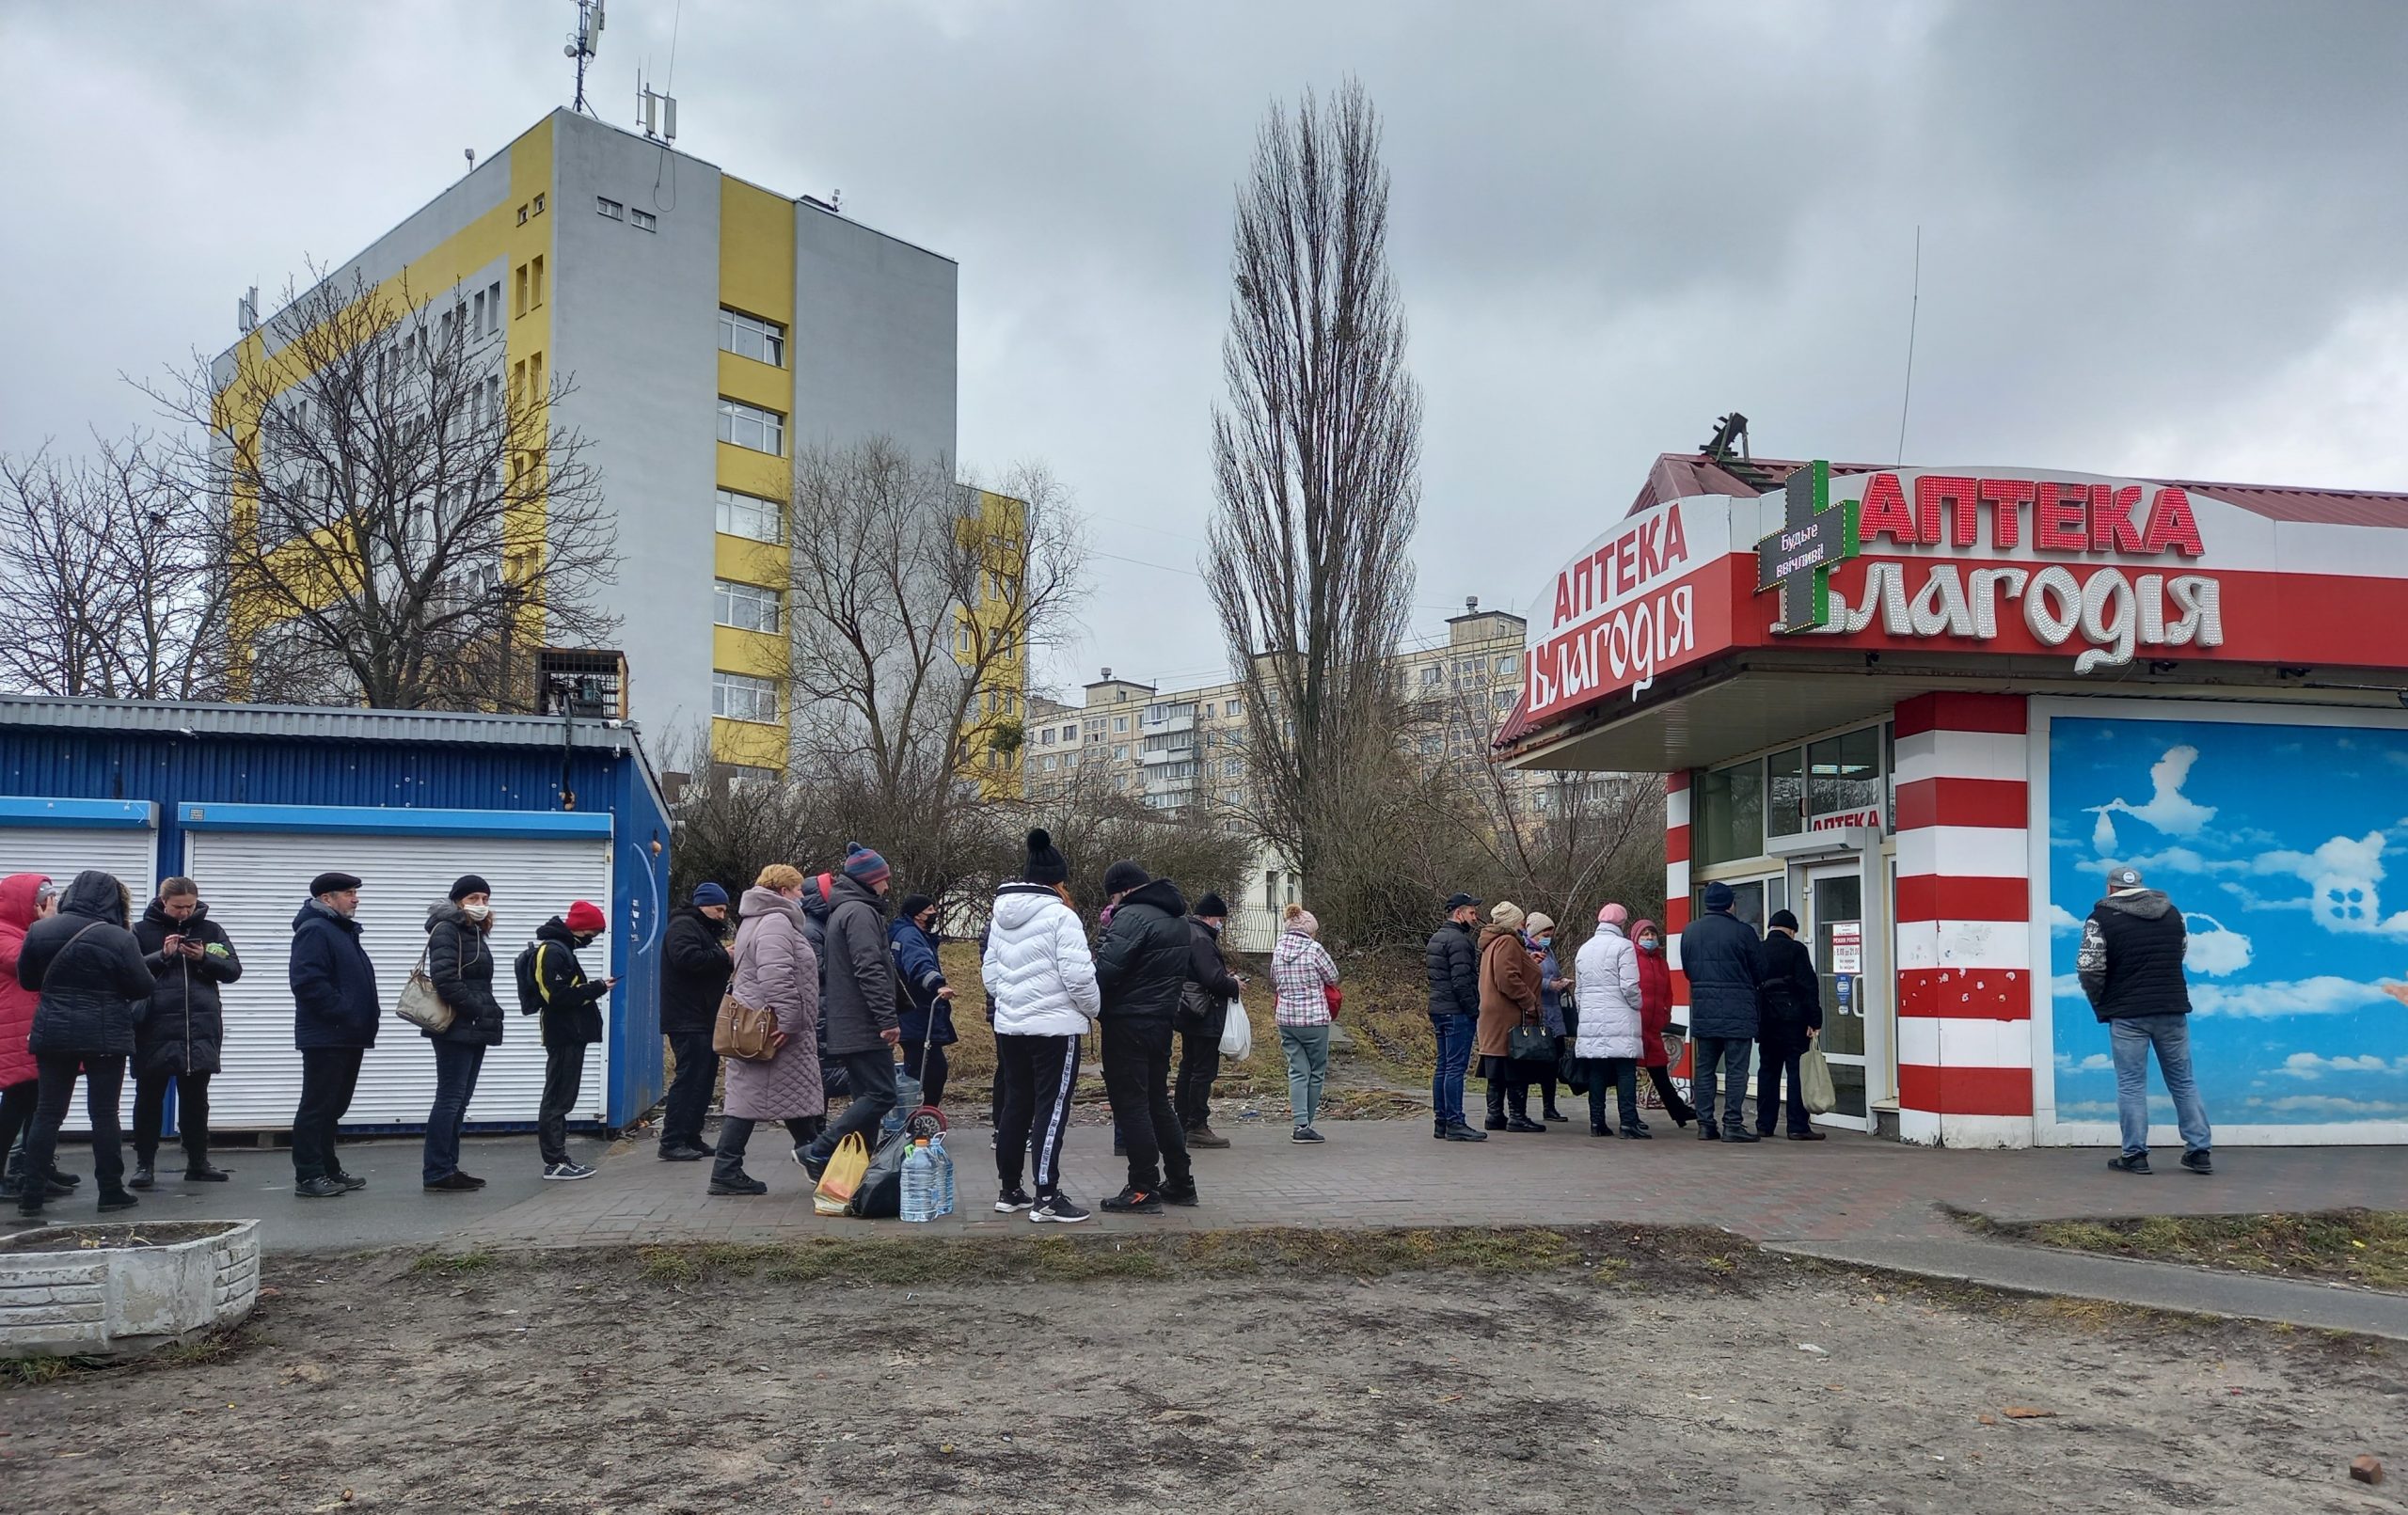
[{"xmin": 565, "ymin": 0, "xmax": 605, "ymax": 116}]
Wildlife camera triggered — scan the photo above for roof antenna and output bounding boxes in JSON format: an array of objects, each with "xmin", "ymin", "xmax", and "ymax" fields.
[
  {"xmin": 1895, "ymin": 225, "xmax": 1922, "ymax": 466},
  {"xmin": 565, "ymin": 0, "xmax": 604, "ymax": 116}
]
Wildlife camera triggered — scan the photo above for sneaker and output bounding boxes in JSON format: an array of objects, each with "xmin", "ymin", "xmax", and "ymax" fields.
[
  {"xmin": 331, "ymin": 1172, "xmax": 369, "ymax": 1192},
  {"xmin": 2107, "ymin": 1151, "xmax": 2153, "ymax": 1175},
  {"xmin": 995, "ymin": 1187, "xmax": 1036, "ymax": 1213},
  {"xmin": 2180, "ymin": 1149, "xmax": 2213, "ymax": 1176},
  {"xmin": 708, "ymin": 1172, "xmax": 768, "ymax": 1196},
  {"xmin": 1031, "ymin": 1193, "xmax": 1090, "ymax": 1224},
  {"xmin": 97, "ymin": 1189, "xmax": 139, "ymax": 1212},
  {"xmin": 128, "ymin": 1164, "xmax": 156, "ymax": 1191},
  {"xmin": 798, "ymin": 1150, "xmax": 828, "ymax": 1183},
  {"xmin": 544, "ymin": 1161, "xmax": 597, "ymax": 1181},
  {"xmin": 1158, "ymin": 1177, "xmax": 1199, "ymax": 1207},
  {"xmin": 183, "ymin": 1163, "xmax": 233, "ymax": 1181},
  {"xmin": 1291, "ymin": 1126, "xmax": 1325, "ymax": 1144},
  {"xmin": 1441, "ymin": 1122, "xmax": 1488, "ymax": 1143},
  {"xmin": 424, "ymin": 1172, "xmax": 483, "ymax": 1192},
  {"xmin": 657, "ymin": 1144, "xmax": 709, "ymax": 1162},
  {"xmin": 294, "ymin": 1176, "xmax": 347, "ymax": 1198},
  {"xmin": 1100, "ymin": 1186, "xmax": 1163, "ymax": 1215},
  {"xmin": 1186, "ymin": 1125, "xmax": 1232, "ymax": 1149}
]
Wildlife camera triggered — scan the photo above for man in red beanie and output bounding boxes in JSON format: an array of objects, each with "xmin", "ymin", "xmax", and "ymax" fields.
[{"xmin": 515, "ymin": 900, "xmax": 616, "ymax": 1180}]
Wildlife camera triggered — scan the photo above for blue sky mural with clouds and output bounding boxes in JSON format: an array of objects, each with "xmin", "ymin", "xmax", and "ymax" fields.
[{"xmin": 2050, "ymin": 716, "xmax": 2408, "ymax": 1128}]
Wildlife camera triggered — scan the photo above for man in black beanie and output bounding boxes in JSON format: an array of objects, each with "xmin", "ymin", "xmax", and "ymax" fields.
[
  {"xmin": 1755, "ymin": 909, "xmax": 1825, "ymax": 1141},
  {"xmin": 1174, "ymin": 892, "xmax": 1244, "ymax": 1146},
  {"xmin": 1093, "ymin": 859, "xmax": 1196, "ymax": 1212}
]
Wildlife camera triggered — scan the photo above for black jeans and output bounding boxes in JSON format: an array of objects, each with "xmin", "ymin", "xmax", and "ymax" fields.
[
  {"xmin": 1690, "ymin": 1035, "xmax": 1753, "ymax": 1134},
  {"xmin": 1643, "ymin": 1064, "xmax": 1697, "ymax": 1125},
  {"xmin": 1756, "ymin": 1043, "xmax": 1811, "ymax": 1135},
  {"xmin": 0, "ymin": 1079, "xmax": 36, "ymax": 1187},
  {"xmin": 423, "ymin": 1040, "xmax": 486, "ymax": 1182},
  {"xmin": 292, "ymin": 1047, "xmax": 364, "ymax": 1182},
  {"xmin": 1101, "ymin": 1018, "xmax": 1189, "ymax": 1192},
  {"xmin": 133, "ymin": 1069, "xmax": 213, "ymax": 1170},
  {"xmin": 806, "ymin": 1049, "xmax": 899, "ymax": 1164},
  {"xmin": 993, "ymin": 1032, "xmax": 1080, "ymax": 1197},
  {"xmin": 539, "ymin": 1042, "xmax": 589, "ymax": 1165},
  {"xmin": 1174, "ymin": 1020, "xmax": 1222, "ymax": 1131},
  {"xmin": 1586, "ymin": 1057, "xmax": 1640, "ymax": 1132},
  {"xmin": 661, "ymin": 1030, "xmax": 719, "ymax": 1150},
  {"xmin": 902, "ymin": 1039, "xmax": 950, "ymax": 1108},
  {"xmin": 21, "ymin": 1053, "xmax": 127, "ymax": 1208},
  {"xmin": 713, "ymin": 1115, "xmax": 820, "ymax": 1182}
]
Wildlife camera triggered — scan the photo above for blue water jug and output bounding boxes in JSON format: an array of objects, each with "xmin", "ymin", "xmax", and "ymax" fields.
[{"xmin": 900, "ymin": 1139, "xmax": 936, "ymax": 1223}]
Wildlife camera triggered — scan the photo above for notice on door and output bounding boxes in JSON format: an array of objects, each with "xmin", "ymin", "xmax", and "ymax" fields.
[{"xmin": 1829, "ymin": 921, "xmax": 1862, "ymax": 975}]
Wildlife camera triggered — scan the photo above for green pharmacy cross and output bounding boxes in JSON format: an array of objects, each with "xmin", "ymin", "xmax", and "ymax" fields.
[{"xmin": 1754, "ymin": 460, "xmax": 1861, "ymax": 633}]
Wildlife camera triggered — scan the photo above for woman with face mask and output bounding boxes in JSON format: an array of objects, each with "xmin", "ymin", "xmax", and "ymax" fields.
[
  {"xmin": 1630, "ymin": 918, "xmax": 1697, "ymax": 1130},
  {"xmin": 421, "ymin": 876, "xmax": 507, "ymax": 1191}
]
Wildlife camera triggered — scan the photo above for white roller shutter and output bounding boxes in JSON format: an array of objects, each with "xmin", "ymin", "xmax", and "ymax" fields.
[
  {"xmin": 3, "ymin": 813, "xmax": 155, "ymax": 1137},
  {"xmin": 187, "ymin": 829, "xmax": 613, "ymax": 1132}
]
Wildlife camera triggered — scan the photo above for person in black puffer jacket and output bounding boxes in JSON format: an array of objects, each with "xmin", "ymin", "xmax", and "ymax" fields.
[
  {"xmin": 1423, "ymin": 893, "xmax": 1486, "ymax": 1142},
  {"xmin": 657, "ymin": 882, "xmax": 735, "ymax": 1160},
  {"xmin": 421, "ymin": 876, "xmax": 507, "ymax": 1191},
  {"xmin": 1094, "ymin": 860, "xmax": 1195, "ymax": 1212},
  {"xmin": 14, "ymin": 870, "xmax": 154, "ymax": 1219},
  {"xmin": 130, "ymin": 878, "xmax": 245, "ymax": 1189},
  {"xmin": 1678, "ymin": 880, "xmax": 1766, "ymax": 1143}
]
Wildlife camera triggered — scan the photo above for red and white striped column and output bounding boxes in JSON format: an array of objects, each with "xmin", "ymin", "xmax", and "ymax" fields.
[
  {"xmin": 1664, "ymin": 770, "xmax": 1693, "ymax": 1074},
  {"xmin": 1891, "ymin": 692, "xmax": 2035, "ymax": 1146}
]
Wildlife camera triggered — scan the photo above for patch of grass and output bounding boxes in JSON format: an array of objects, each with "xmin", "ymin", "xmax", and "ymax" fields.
[
  {"xmin": 408, "ymin": 1249, "xmax": 501, "ymax": 1277},
  {"xmin": 0, "ymin": 1354, "xmax": 76, "ymax": 1387},
  {"xmin": 1980, "ymin": 1209, "xmax": 2408, "ymax": 1293}
]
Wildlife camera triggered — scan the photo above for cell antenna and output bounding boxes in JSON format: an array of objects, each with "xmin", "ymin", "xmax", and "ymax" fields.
[{"xmin": 565, "ymin": 0, "xmax": 605, "ymax": 116}]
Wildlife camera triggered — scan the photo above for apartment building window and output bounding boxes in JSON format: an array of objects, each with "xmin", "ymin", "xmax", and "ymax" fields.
[
  {"xmin": 1225, "ymin": 699, "xmax": 1241, "ymax": 717},
  {"xmin": 715, "ymin": 488, "xmax": 784, "ymax": 544},
  {"xmin": 531, "ymin": 256, "xmax": 545, "ymax": 308},
  {"xmin": 596, "ymin": 197, "xmax": 624, "ymax": 220},
  {"xmin": 531, "ymin": 193, "xmax": 547, "ymax": 216},
  {"xmin": 1112, "ymin": 715, "xmax": 1129, "ymax": 734},
  {"xmin": 1062, "ymin": 751, "xmax": 1078, "ymax": 768},
  {"xmin": 1113, "ymin": 745, "xmax": 1128, "ymax": 761},
  {"xmin": 714, "ymin": 578, "xmax": 783, "ymax": 634},
  {"xmin": 516, "ymin": 202, "xmax": 530, "ymax": 226},
  {"xmin": 718, "ymin": 308, "xmax": 785, "ymax": 367},
  {"xmin": 1041, "ymin": 755, "xmax": 1057, "ymax": 772},
  {"xmin": 1223, "ymin": 758, "xmax": 1242, "ymax": 779},
  {"xmin": 470, "ymin": 289, "xmax": 486, "ymax": 335},
  {"xmin": 1496, "ymin": 654, "xmax": 1519, "ymax": 675},
  {"xmin": 514, "ymin": 263, "xmax": 529, "ymax": 317},
  {"xmin": 712, "ymin": 671, "xmax": 779, "ymax": 724},
  {"xmin": 717, "ymin": 398, "xmax": 785, "ymax": 455},
  {"xmin": 630, "ymin": 208, "xmax": 657, "ymax": 231},
  {"xmin": 1062, "ymin": 724, "xmax": 1077, "ymax": 742}
]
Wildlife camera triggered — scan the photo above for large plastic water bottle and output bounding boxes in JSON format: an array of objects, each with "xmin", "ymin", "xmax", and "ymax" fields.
[
  {"xmin": 929, "ymin": 1132, "xmax": 956, "ymax": 1218},
  {"xmin": 900, "ymin": 1139, "xmax": 935, "ymax": 1223}
]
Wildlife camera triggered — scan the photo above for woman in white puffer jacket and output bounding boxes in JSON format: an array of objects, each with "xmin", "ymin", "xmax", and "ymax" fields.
[
  {"xmin": 979, "ymin": 829, "xmax": 1101, "ymax": 1223},
  {"xmin": 1572, "ymin": 904, "xmax": 1648, "ymax": 1140}
]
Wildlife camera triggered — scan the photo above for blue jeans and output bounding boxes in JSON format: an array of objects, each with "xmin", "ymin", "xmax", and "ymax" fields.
[
  {"xmin": 1430, "ymin": 1012, "xmax": 1475, "ymax": 1127},
  {"xmin": 1280, "ymin": 1023, "xmax": 1332, "ymax": 1128},
  {"xmin": 1691, "ymin": 1034, "xmax": 1753, "ymax": 1134},
  {"xmin": 2112, "ymin": 1014, "xmax": 2211, "ymax": 1157},
  {"xmin": 422, "ymin": 1040, "xmax": 486, "ymax": 1182}
]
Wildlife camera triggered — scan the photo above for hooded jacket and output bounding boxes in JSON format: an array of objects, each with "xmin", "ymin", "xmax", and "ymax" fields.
[
  {"xmin": 981, "ymin": 882, "xmax": 1101, "ymax": 1037},
  {"xmin": 515, "ymin": 917, "xmax": 610, "ymax": 1048},
  {"xmin": 1177, "ymin": 916, "xmax": 1244, "ymax": 1035},
  {"xmin": 19, "ymin": 871, "xmax": 155, "ymax": 1059},
  {"xmin": 1633, "ymin": 920, "xmax": 1674, "ymax": 1068},
  {"xmin": 888, "ymin": 916, "xmax": 956, "ymax": 1048},
  {"xmin": 2078, "ymin": 889, "xmax": 2191, "ymax": 1021},
  {"xmin": 1270, "ymin": 923, "xmax": 1339, "ymax": 1028},
  {"xmin": 290, "ymin": 897, "xmax": 380, "ymax": 1050},
  {"xmin": 660, "ymin": 906, "xmax": 734, "ymax": 1036},
  {"xmin": 722, "ymin": 886, "xmax": 824, "ymax": 1120},
  {"xmin": 0, "ymin": 874, "xmax": 51, "ymax": 1088},
  {"xmin": 422, "ymin": 900, "xmax": 505, "ymax": 1047},
  {"xmin": 133, "ymin": 899, "xmax": 246, "ymax": 1076},
  {"xmin": 1679, "ymin": 907, "xmax": 1765, "ymax": 1040},
  {"xmin": 1095, "ymin": 877, "xmax": 1192, "ymax": 1023},
  {"xmin": 1425, "ymin": 918, "xmax": 1481, "ymax": 1018},
  {"xmin": 819, "ymin": 873, "xmax": 900, "ymax": 1056},
  {"xmin": 1474, "ymin": 923, "xmax": 1544, "ymax": 1059},
  {"xmin": 1573, "ymin": 923, "xmax": 1642, "ymax": 1062}
]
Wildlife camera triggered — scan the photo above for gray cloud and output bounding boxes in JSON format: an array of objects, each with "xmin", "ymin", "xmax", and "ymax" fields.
[{"xmin": 4, "ymin": 0, "xmax": 2403, "ymax": 702}]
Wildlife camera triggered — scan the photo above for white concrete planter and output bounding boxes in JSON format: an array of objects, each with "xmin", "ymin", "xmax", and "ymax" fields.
[{"xmin": 0, "ymin": 1219, "xmax": 261, "ymax": 1359}]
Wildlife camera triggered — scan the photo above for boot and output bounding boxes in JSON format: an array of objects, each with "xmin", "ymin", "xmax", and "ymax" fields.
[
  {"xmin": 1504, "ymin": 1087, "xmax": 1545, "ymax": 1135},
  {"xmin": 1482, "ymin": 1081, "xmax": 1509, "ymax": 1131},
  {"xmin": 1186, "ymin": 1124, "xmax": 1232, "ymax": 1150},
  {"xmin": 129, "ymin": 1162, "xmax": 156, "ymax": 1191}
]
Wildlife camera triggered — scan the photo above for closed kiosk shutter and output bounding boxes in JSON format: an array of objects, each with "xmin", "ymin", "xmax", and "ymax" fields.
[
  {"xmin": 188, "ymin": 830, "xmax": 613, "ymax": 1132},
  {"xmin": 5, "ymin": 812, "xmax": 155, "ymax": 1137}
]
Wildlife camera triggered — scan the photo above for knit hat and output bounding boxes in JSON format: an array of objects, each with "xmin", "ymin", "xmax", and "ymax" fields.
[
  {"xmin": 1525, "ymin": 912, "xmax": 1556, "ymax": 937},
  {"xmin": 309, "ymin": 872, "xmax": 361, "ymax": 898},
  {"xmin": 897, "ymin": 892, "xmax": 934, "ymax": 923},
  {"xmin": 565, "ymin": 900, "xmax": 607, "ymax": 935},
  {"xmin": 1194, "ymin": 892, "xmax": 1228, "ymax": 920},
  {"xmin": 691, "ymin": 882, "xmax": 729, "ymax": 908},
  {"xmin": 1703, "ymin": 880, "xmax": 1736, "ymax": 912},
  {"xmin": 1283, "ymin": 904, "xmax": 1321, "ymax": 937},
  {"xmin": 1023, "ymin": 828, "xmax": 1069, "ymax": 886},
  {"xmin": 841, "ymin": 843, "xmax": 891, "ymax": 891},
  {"xmin": 1102, "ymin": 860, "xmax": 1149, "ymax": 897},
  {"xmin": 1490, "ymin": 900, "xmax": 1526, "ymax": 931},
  {"xmin": 448, "ymin": 875, "xmax": 491, "ymax": 903},
  {"xmin": 1597, "ymin": 903, "xmax": 1628, "ymax": 927},
  {"xmin": 1768, "ymin": 908, "xmax": 1800, "ymax": 932}
]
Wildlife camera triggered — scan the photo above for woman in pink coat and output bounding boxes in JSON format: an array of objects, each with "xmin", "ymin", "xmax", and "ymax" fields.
[
  {"xmin": 0, "ymin": 875, "xmax": 60, "ymax": 1201},
  {"xmin": 707, "ymin": 865, "xmax": 824, "ymax": 1195}
]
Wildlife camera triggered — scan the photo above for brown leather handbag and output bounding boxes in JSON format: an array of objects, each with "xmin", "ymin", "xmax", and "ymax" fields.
[{"xmin": 712, "ymin": 991, "xmax": 779, "ymax": 1062}]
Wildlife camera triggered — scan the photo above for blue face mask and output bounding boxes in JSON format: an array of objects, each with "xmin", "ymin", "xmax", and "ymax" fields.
[{"xmin": 1640, "ymin": 939, "xmax": 1660, "ymax": 953}]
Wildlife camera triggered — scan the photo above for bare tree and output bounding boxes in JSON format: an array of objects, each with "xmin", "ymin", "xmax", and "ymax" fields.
[
  {"xmin": 0, "ymin": 435, "xmax": 228, "ymax": 701},
  {"xmin": 1206, "ymin": 78, "xmax": 1425, "ymax": 936},
  {"xmin": 147, "ymin": 270, "xmax": 618, "ymax": 710},
  {"xmin": 781, "ymin": 438, "xmax": 1085, "ymax": 898}
]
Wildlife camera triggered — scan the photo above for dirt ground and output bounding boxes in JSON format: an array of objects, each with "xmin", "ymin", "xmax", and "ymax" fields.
[{"xmin": 6, "ymin": 1234, "xmax": 2402, "ymax": 1514}]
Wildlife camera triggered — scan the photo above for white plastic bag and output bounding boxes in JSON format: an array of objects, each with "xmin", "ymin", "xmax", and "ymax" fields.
[{"xmin": 1218, "ymin": 998, "xmax": 1253, "ymax": 1061}]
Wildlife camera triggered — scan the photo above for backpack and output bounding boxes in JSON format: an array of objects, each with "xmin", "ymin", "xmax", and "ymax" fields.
[{"xmin": 514, "ymin": 940, "xmax": 560, "ymax": 1017}]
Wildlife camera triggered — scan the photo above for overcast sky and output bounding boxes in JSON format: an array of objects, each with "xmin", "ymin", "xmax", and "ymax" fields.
[{"xmin": 6, "ymin": 0, "xmax": 2405, "ymax": 702}]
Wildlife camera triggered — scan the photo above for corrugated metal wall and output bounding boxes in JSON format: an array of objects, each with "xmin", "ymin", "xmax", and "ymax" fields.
[{"xmin": 0, "ymin": 728, "xmax": 671, "ymax": 1128}]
